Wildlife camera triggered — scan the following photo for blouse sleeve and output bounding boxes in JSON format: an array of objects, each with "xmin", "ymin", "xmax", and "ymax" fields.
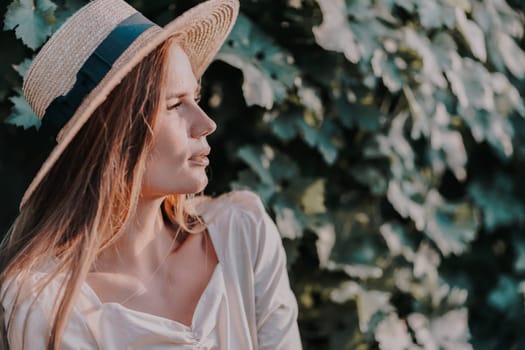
[
  {"xmin": 1, "ymin": 273, "xmax": 98, "ymax": 349},
  {"xmin": 242, "ymin": 192, "xmax": 302, "ymax": 350}
]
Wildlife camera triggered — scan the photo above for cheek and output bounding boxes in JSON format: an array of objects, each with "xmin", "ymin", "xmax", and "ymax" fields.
[
  {"xmin": 156, "ymin": 125, "xmax": 188, "ymax": 159},
  {"xmin": 141, "ymin": 127, "xmax": 189, "ymax": 191},
  {"xmin": 147, "ymin": 124, "xmax": 189, "ymax": 175}
]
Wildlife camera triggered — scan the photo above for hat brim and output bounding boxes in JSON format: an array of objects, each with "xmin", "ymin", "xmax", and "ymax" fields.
[{"xmin": 19, "ymin": 0, "xmax": 239, "ymax": 210}]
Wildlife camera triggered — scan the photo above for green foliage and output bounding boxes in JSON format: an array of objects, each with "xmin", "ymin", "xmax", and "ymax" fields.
[
  {"xmin": 216, "ymin": 13, "xmax": 300, "ymax": 109},
  {"xmin": 4, "ymin": 0, "xmax": 57, "ymax": 49},
  {"xmin": 4, "ymin": 58, "xmax": 40, "ymax": 129},
  {"xmin": 5, "ymin": 91, "xmax": 41, "ymax": 129},
  {"xmin": 1, "ymin": 0, "xmax": 525, "ymax": 348}
]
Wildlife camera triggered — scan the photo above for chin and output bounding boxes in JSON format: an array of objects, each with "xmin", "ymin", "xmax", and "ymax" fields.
[
  {"xmin": 143, "ymin": 168, "xmax": 209, "ymax": 196},
  {"xmin": 193, "ymin": 179, "xmax": 209, "ymax": 194},
  {"xmin": 172, "ymin": 177, "xmax": 209, "ymax": 195}
]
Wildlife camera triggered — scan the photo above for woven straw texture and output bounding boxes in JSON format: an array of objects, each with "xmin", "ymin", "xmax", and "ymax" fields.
[{"xmin": 19, "ymin": 0, "xmax": 239, "ymax": 209}]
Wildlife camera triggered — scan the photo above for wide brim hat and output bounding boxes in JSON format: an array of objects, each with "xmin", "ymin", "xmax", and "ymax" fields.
[{"xmin": 19, "ymin": 0, "xmax": 239, "ymax": 210}]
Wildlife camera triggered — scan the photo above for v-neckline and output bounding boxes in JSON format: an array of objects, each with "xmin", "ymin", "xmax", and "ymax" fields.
[
  {"xmin": 81, "ymin": 205, "xmax": 222, "ymax": 331},
  {"xmin": 81, "ymin": 263, "xmax": 222, "ymax": 330}
]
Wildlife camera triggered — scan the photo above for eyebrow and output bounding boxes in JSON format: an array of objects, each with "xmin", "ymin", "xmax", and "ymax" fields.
[{"xmin": 166, "ymin": 84, "xmax": 201, "ymax": 100}]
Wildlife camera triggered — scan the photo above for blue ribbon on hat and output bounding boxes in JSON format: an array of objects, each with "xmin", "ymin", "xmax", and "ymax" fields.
[{"xmin": 40, "ymin": 12, "xmax": 155, "ymax": 143}]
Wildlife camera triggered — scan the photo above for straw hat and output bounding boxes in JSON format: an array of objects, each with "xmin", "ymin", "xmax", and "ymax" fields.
[{"xmin": 19, "ymin": 0, "xmax": 239, "ymax": 210}]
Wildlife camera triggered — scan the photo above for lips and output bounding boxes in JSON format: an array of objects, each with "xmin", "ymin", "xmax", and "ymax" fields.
[
  {"xmin": 188, "ymin": 148, "xmax": 211, "ymax": 166},
  {"xmin": 190, "ymin": 147, "xmax": 210, "ymax": 158},
  {"xmin": 188, "ymin": 155, "xmax": 210, "ymax": 166}
]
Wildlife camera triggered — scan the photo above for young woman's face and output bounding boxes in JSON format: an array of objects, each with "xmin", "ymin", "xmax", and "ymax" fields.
[{"xmin": 141, "ymin": 43, "xmax": 217, "ymax": 198}]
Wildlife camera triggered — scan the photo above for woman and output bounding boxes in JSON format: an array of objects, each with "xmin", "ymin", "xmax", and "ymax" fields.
[{"xmin": 0, "ymin": 0, "xmax": 302, "ymax": 348}]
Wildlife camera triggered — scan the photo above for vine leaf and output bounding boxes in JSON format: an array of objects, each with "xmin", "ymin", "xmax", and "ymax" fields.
[
  {"xmin": 5, "ymin": 92, "xmax": 40, "ymax": 130},
  {"xmin": 216, "ymin": 14, "xmax": 299, "ymax": 109},
  {"xmin": 4, "ymin": 0, "xmax": 58, "ymax": 50}
]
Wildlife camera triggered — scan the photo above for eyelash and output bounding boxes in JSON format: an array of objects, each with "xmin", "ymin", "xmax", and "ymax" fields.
[{"xmin": 168, "ymin": 96, "xmax": 201, "ymax": 110}]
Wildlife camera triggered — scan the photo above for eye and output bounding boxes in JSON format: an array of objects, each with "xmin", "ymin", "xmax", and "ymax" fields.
[
  {"xmin": 168, "ymin": 102, "xmax": 182, "ymax": 110},
  {"xmin": 167, "ymin": 95, "xmax": 202, "ymax": 111}
]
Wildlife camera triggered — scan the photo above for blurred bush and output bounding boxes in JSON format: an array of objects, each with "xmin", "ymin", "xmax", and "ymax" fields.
[{"xmin": 1, "ymin": 0, "xmax": 525, "ymax": 348}]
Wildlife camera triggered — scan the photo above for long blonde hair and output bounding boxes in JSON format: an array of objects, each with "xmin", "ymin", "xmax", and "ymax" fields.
[{"xmin": 0, "ymin": 36, "xmax": 205, "ymax": 349}]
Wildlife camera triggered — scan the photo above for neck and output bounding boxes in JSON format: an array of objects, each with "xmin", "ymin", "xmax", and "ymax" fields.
[{"xmin": 92, "ymin": 194, "xmax": 180, "ymax": 277}]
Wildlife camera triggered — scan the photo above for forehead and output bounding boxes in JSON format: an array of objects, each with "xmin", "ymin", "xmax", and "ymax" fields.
[{"xmin": 165, "ymin": 43, "xmax": 199, "ymax": 95}]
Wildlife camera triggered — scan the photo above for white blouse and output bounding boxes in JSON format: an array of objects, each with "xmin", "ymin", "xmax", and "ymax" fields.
[{"xmin": 2, "ymin": 190, "xmax": 302, "ymax": 349}]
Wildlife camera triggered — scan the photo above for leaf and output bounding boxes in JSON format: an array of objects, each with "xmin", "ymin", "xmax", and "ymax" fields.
[
  {"xmin": 351, "ymin": 19, "xmax": 391, "ymax": 63},
  {"xmin": 444, "ymin": 287, "xmax": 469, "ymax": 308},
  {"xmin": 316, "ymin": 126, "xmax": 340, "ymax": 165},
  {"xmin": 403, "ymin": 86, "xmax": 430, "ymax": 138},
  {"xmin": 455, "ymin": 8, "xmax": 487, "ymax": 62},
  {"xmin": 394, "ymin": 0, "xmax": 415, "ymax": 12},
  {"xmin": 515, "ymin": 280, "xmax": 525, "ymax": 310},
  {"xmin": 350, "ymin": 164, "xmax": 388, "ymax": 195},
  {"xmin": 491, "ymin": 73, "xmax": 525, "ymax": 117},
  {"xmin": 487, "ymin": 275, "xmax": 520, "ymax": 312},
  {"xmin": 430, "ymin": 32, "xmax": 458, "ymax": 71},
  {"xmin": 268, "ymin": 150, "xmax": 300, "ymax": 182},
  {"xmin": 446, "ymin": 54, "xmax": 524, "ymax": 159},
  {"xmin": 237, "ymin": 145, "xmax": 275, "ymax": 185},
  {"xmin": 429, "ymin": 103, "xmax": 467, "ymax": 180},
  {"xmin": 429, "ymin": 127, "xmax": 467, "ymax": 181},
  {"xmin": 424, "ymin": 190, "xmax": 479, "ymax": 256},
  {"xmin": 356, "ymin": 289, "xmax": 394, "ymax": 332},
  {"xmin": 412, "ymin": 242, "xmax": 441, "ymax": 283},
  {"xmin": 468, "ymin": 174, "xmax": 525, "ymax": 230},
  {"xmin": 387, "ymin": 179, "xmax": 425, "ymax": 230},
  {"xmin": 12, "ymin": 57, "xmax": 33, "ymax": 79},
  {"xmin": 328, "ymin": 203, "xmax": 383, "ymax": 269},
  {"xmin": 339, "ymin": 263, "xmax": 383, "ymax": 280},
  {"xmin": 404, "ymin": 28, "xmax": 447, "ymax": 88},
  {"xmin": 371, "ymin": 49, "xmax": 403, "ymax": 92},
  {"xmin": 486, "ymin": 30, "xmax": 507, "ymax": 73},
  {"xmin": 375, "ymin": 313, "xmax": 414, "ymax": 350},
  {"xmin": 300, "ymin": 178, "xmax": 326, "ymax": 214},
  {"xmin": 473, "ymin": 0, "xmax": 523, "ymax": 38},
  {"xmin": 513, "ymin": 236, "xmax": 525, "ymax": 273},
  {"xmin": 379, "ymin": 222, "xmax": 412, "ymax": 257},
  {"xmin": 346, "ymin": 0, "xmax": 375, "ymax": 20},
  {"xmin": 296, "ymin": 119, "xmax": 341, "ymax": 165},
  {"xmin": 4, "ymin": 93, "xmax": 41, "ymax": 129},
  {"xmin": 314, "ymin": 223, "xmax": 335, "ymax": 267},
  {"xmin": 330, "ymin": 280, "xmax": 361, "ymax": 304},
  {"xmin": 393, "ymin": 268, "xmax": 415, "ymax": 294},
  {"xmin": 448, "ymin": 0, "xmax": 471, "ymax": 11},
  {"xmin": 4, "ymin": 0, "xmax": 58, "ymax": 49},
  {"xmin": 273, "ymin": 205, "xmax": 304, "ymax": 240},
  {"xmin": 230, "ymin": 169, "xmax": 275, "ymax": 203},
  {"xmin": 266, "ymin": 111, "xmax": 298, "ymax": 141},
  {"xmin": 53, "ymin": 0, "xmax": 83, "ymax": 29},
  {"xmin": 237, "ymin": 144, "xmax": 299, "ymax": 186},
  {"xmin": 495, "ymin": 30, "xmax": 525, "ymax": 78},
  {"xmin": 446, "ymin": 57, "xmax": 494, "ymax": 110},
  {"xmin": 336, "ymin": 100, "xmax": 384, "ymax": 131},
  {"xmin": 408, "ymin": 310, "xmax": 472, "ymax": 350},
  {"xmin": 216, "ymin": 14, "xmax": 299, "ymax": 109},
  {"xmin": 297, "ymin": 85, "xmax": 323, "ymax": 117},
  {"xmin": 313, "ymin": 0, "xmax": 361, "ymax": 63},
  {"xmin": 436, "ymin": 311, "xmax": 473, "ymax": 350},
  {"xmin": 457, "ymin": 104, "xmax": 515, "ymax": 159},
  {"xmin": 388, "ymin": 175, "xmax": 479, "ymax": 257},
  {"xmin": 417, "ymin": 0, "xmax": 455, "ymax": 29}
]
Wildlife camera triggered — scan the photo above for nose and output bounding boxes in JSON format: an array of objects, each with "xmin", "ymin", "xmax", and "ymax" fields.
[{"xmin": 191, "ymin": 106, "xmax": 217, "ymax": 138}]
